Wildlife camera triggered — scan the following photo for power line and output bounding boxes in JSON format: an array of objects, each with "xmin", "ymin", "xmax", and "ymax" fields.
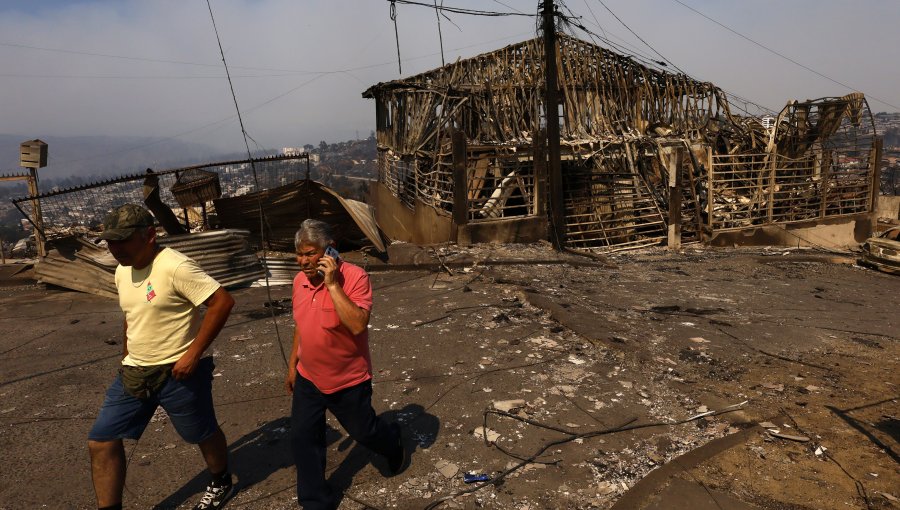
[
  {"xmin": 35, "ymin": 29, "xmax": 534, "ymax": 168},
  {"xmin": 0, "ymin": 72, "xmax": 309, "ymax": 80},
  {"xmin": 0, "ymin": 40, "xmax": 315, "ymax": 74},
  {"xmin": 671, "ymin": 0, "xmax": 900, "ymax": 111},
  {"xmin": 0, "ymin": 29, "xmax": 534, "ymax": 80},
  {"xmin": 390, "ymin": 0, "xmax": 536, "ymax": 17},
  {"xmin": 593, "ymin": 0, "xmax": 685, "ymax": 74},
  {"xmin": 205, "ymin": 0, "xmax": 289, "ymax": 369},
  {"xmin": 564, "ymin": 1, "xmax": 775, "ymax": 114},
  {"xmin": 491, "ymin": 0, "xmax": 526, "ymax": 14}
]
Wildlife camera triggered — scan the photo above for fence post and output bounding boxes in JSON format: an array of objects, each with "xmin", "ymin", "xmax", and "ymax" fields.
[
  {"xmin": 707, "ymin": 146, "xmax": 714, "ymax": 233},
  {"xmin": 26, "ymin": 169, "xmax": 46, "ymax": 258},
  {"xmin": 452, "ymin": 131, "xmax": 468, "ymax": 243},
  {"xmin": 820, "ymin": 150, "xmax": 831, "ymax": 219},
  {"xmin": 768, "ymin": 153, "xmax": 776, "ymax": 223},
  {"xmin": 667, "ymin": 147, "xmax": 683, "ymax": 250},
  {"xmin": 870, "ymin": 136, "xmax": 883, "ymax": 233},
  {"xmin": 533, "ymin": 130, "xmax": 546, "ymax": 216}
]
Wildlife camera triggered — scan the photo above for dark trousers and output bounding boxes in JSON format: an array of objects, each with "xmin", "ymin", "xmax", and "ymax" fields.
[{"xmin": 290, "ymin": 372, "xmax": 399, "ymax": 510}]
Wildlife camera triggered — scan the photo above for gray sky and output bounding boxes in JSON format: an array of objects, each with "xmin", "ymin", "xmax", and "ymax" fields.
[{"xmin": 1, "ymin": 0, "xmax": 897, "ymax": 163}]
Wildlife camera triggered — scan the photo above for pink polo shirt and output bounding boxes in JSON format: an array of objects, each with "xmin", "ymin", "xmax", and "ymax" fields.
[{"xmin": 292, "ymin": 261, "xmax": 374, "ymax": 394}]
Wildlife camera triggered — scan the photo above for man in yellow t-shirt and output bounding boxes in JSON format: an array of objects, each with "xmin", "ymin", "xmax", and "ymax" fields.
[{"xmin": 87, "ymin": 204, "xmax": 236, "ymax": 510}]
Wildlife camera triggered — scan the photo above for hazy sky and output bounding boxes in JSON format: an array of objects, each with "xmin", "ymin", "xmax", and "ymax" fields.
[{"xmin": 1, "ymin": 0, "xmax": 897, "ymax": 163}]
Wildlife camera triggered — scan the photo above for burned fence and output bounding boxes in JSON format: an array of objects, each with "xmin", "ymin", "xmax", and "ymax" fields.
[
  {"xmin": 707, "ymin": 95, "xmax": 877, "ymax": 231},
  {"xmin": 12, "ymin": 154, "xmax": 309, "ymax": 240},
  {"xmin": 364, "ymin": 34, "xmax": 879, "ymax": 250}
]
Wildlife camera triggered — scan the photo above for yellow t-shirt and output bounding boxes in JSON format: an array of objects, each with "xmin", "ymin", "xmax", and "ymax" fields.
[{"xmin": 115, "ymin": 247, "xmax": 221, "ymax": 367}]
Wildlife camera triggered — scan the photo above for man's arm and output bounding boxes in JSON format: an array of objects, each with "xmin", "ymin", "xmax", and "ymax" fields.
[
  {"xmin": 318, "ymin": 256, "xmax": 370, "ymax": 335},
  {"xmin": 171, "ymin": 287, "xmax": 235, "ymax": 380},
  {"xmin": 285, "ymin": 326, "xmax": 302, "ymax": 393},
  {"xmin": 122, "ymin": 320, "xmax": 129, "ymax": 358},
  {"xmin": 327, "ymin": 283, "xmax": 370, "ymax": 335}
]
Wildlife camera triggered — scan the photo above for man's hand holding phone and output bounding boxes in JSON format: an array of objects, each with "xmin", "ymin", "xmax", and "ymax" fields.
[{"xmin": 316, "ymin": 245, "xmax": 340, "ymax": 285}]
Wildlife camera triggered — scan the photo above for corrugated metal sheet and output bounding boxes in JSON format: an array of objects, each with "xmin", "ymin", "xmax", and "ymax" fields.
[
  {"xmin": 214, "ymin": 180, "xmax": 386, "ymax": 253},
  {"xmin": 35, "ymin": 248, "xmax": 119, "ymax": 299},
  {"xmin": 35, "ymin": 229, "xmax": 265, "ymax": 298},
  {"xmin": 252, "ymin": 257, "xmax": 299, "ymax": 287},
  {"xmin": 158, "ymin": 230, "xmax": 265, "ymax": 288}
]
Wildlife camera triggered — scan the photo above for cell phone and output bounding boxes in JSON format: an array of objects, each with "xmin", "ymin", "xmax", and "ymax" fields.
[{"xmin": 316, "ymin": 246, "xmax": 341, "ymax": 277}]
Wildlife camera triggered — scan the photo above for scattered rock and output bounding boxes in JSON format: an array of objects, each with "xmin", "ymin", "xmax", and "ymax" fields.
[
  {"xmin": 597, "ymin": 480, "xmax": 617, "ymax": 495},
  {"xmin": 761, "ymin": 382, "xmax": 785, "ymax": 392},
  {"xmin": 493, "ymin": 399, "xmax": 526, "ymax": 413},
  {"xmin": 473, "ymin": 426, "xmax": 501, "ymax": 443},
  {"xmin": 435, "ymin": 459, "xmax": 459, "ymax": 479}
]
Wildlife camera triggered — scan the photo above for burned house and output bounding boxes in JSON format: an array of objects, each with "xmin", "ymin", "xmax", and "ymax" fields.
[{"xmin": 363, "ymin": 34, "xmax": 879, "ymax": 251}]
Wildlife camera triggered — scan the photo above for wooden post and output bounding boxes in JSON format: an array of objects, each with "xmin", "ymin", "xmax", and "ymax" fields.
[
  {"xmin": 819, "ymin": 150, "xmax": 829, "ymax": 219},
  {"xmin": 533, "ymin": 130, "xmax": 546, "ymax": 216},
  {"xmin": 870, "ymin": 136, "xmax": 883, "ymax": 234},
  {"xmin": 19, "ymin": 140, "xmax": 48, "ymax": 258},
  {"xmin": 667, "ymin": 148, "xmax": 683, "ymax": 250},
  {"xmin": 768, "ymin": 152, "xmax": 776, "ymax": 223},
  {"xmin": 707, "ymin": 146, "xmax": 714, "ymax": 233},
  {"xmin": 451, "ymin": 131, "xmax": 468, "ymax": 243},
  {"xmin": 542, "ymin": 0, "xmax": 565, "ymax": 249},
  {"xmin": 26, "ymin": 169, "xmax": 46, "ymax": 257}
]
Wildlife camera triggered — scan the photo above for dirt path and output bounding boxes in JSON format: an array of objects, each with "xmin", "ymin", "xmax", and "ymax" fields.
[{"xmin": 0, "ymin": 246, "xmax": 897, "ymax": 509}]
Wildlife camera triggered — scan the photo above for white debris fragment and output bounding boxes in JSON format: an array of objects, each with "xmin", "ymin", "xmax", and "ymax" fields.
[
  {"xmin": 597, "ymin": 481, "xmax": 617, "ymax": 495},
  {"xmin": 528, "ymin": 336, "xmax": 559, "ymax": 349},
  {"xmin": 473, "ymin": 426, "xmax": 501, "ymax": 443},
  {"xmin": 761, "ymin": 382, "xmax": 784, "ymax": 392},
  {"xmin": 434, "ymin": 459, "xmax": 459, "ymax": 479},
  {"xmin": 769, "ymin": 431, "xmax": 810, "ymax": 442},
  {"xmin": 492, "ymin": 399, "xmax": 526, "ymax": 413}
]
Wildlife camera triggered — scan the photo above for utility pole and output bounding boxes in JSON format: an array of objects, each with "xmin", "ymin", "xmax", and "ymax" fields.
[{"xmin": 542, "ymin": 0, "xmax": 566, "ymax": 249}]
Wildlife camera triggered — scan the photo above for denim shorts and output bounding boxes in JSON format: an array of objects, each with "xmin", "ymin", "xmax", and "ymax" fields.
[{"xmin": 88, "ymin": 357, "xmax": 219, "ymax": 444}]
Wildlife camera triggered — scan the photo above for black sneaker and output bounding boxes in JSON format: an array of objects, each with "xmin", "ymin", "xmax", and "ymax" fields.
[
  {"xmin": 387, "ymin": 423, "xmax": 407, "ymax": 475},
  {"xmin": 192, "ymin": 478, "xmax": 234, "ymax": 510}
]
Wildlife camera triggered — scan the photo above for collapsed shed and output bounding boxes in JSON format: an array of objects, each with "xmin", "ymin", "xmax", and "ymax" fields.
[
  {"xmin": 12, "ymin": 155, "xmax": 385, "ymax": 297},
  {"xmin": 363, "ymin": 34, "xmax": 879, "ymax": 251}
]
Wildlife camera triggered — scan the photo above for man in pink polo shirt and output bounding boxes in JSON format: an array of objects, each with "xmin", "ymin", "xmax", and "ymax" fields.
[{"xmin": 285, "ymin": 219, "xmax": 405, "ymax": 510}]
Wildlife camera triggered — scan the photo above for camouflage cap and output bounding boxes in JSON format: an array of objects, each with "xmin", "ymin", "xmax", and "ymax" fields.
[{"xmin": 99, "ymin": 204, "xmax": 155, "ymax": 241}]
